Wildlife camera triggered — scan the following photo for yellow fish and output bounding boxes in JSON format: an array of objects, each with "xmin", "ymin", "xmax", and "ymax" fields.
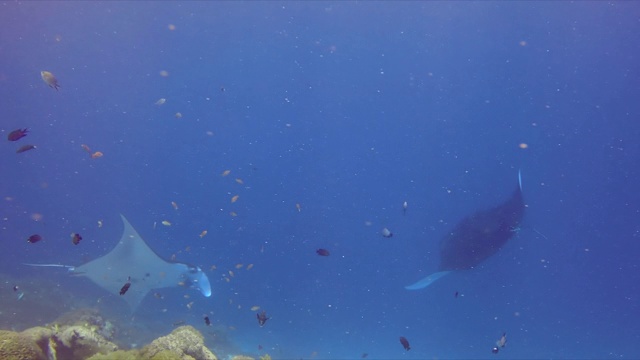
[
  {"xmin": 162, "ymin": 220, "xmax": 171, "ymax": 226},
  {"xmin": 40, "ymin": 71, "xmax": 60, "ymax": 91}
]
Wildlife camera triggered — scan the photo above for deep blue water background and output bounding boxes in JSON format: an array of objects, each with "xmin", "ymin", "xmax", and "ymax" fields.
[{"xmin": 1, "ymin": 1, "xmax": 639, "ymax": 359}]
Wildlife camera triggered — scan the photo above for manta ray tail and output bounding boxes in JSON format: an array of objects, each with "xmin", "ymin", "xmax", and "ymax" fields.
[
  {"xmin": 23, "ymin": 263, "xmax": 75, "ymax": 270},
  {"xmin": 518, "ymin": 169, "xmax": 522, "ymax": 191},
  {"xmin": 405, "ymin": 271, "xmax": 452, "ymax": 290}
]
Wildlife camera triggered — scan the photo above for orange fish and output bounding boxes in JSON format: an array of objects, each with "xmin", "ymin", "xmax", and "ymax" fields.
[
  {"xmin": 231, "ymin": 195, "xmax": 239, "ymax": 203},
  {"xmin": 199, "ymin": 230, "xmax": 208, "ymax": 238},
  {"xmin": 91, "ymin": 151, "xmax": 103, "ymax": 159},
  {"xmin": 81, "ymin": 144, "xmax": 92, "ymax": 153}
]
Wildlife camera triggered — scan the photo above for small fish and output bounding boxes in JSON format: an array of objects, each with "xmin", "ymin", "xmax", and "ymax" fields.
[
  {"xmin": 250, "ymin": 305, "xmax": 260, "ymax": 311},
  {"xmin": 70, "ymin": 233, "xmax": 82, "ymax": 245},
  {"xmin": 257, "ymin": 310, "xmax": 270, "ymax": 327},
  {"xmin": 27, "ymin": 234, "xmax": 42, "ymax": 243},
  {"xmin": 7, "ymin": 128, "xmax": 28, "ymax": 141},
  {"xmin": 403, "ymin": 201, "xmax": 408, "ymax": 215},
  {"xmin": 171, "ymin": 201, "xmax": 179, "ymax": 210},
  {"xmin": 230, "ymin": 211, "xmax": 237, "ymax": 217},
  {"xmin": 492, "ymin": 347, "xmax": 499, "ymax": 354},
  {"xmin": 454, "ymin": 291, "xmax": 459, "ymax": 298},
  {"xmin": 399, "ymin": 336, "xmax": 411, "ymax": 351},
  {"xmin": 382, "ymin": 227, "xmax": 393, "ymax": 238},
  {"xmin": 119, "ymin": 276, "xmax": 132, "ymax": 295},
  {"xmin": 17, "ymin": 292, "xmax": 25, "ymax": 301},
  {"xmin": 228, "ymin": 270, "xmax": 235, "ymax": 277},
  {"xmin": 16, "ymin": 145, "xmax": 36, "ymax": 154},
  {"xmin": 162, "ymin": 220, "xmax": 171, "ymax": 226},
  {"xmin": 316, "ymin": 248, "xmax": 330, "ymax": 256},
  {"xmin": 235, "ymin": 263, "xmax": 243, "ymax": 269},
  {"xmin": 496, "ymin": 332, "xmax": 507, "ymax": 348},
  {"xmin": 231, "ymin": 195, "xmax": 239, "ymax": 203},
  {"xmin": 222, "ymin": 170, "xmax": 231, "ymax": 176},
  {"xmin": 199, "ymin": 230, "xmax": 208, "ymax": 238},
  {"xmin": 296, "ymin": 203, "xmax": 302, "ymax": 212},
  {"xmin": 155, "ymin": 98, "xmax": 166, "ymax": 106},
  {"xmin": 91, "ymin": 151, "xmax": 103, "ymax": 159},
  {"xmin": 175, "ymin": 112, "xmax": 183, "ymax": 119},
  {"xmin": 246, "ymin": 264, "xmax": 254, "ymax": 270},
  {"xmin": 81, "ymin": 144, "xmax": 91, "ymax": 153},
  {"xmin": 97, "ymin": 220, "xmax": 103, "ymax": 228},
  {"xmin": 235, "ymin": 178, "xmax": 244, "ymax": 184},
  {"xmin": 204, "ymin": 316, "xmax": 211, "ymax": 326},
  {"xmin": 41, "ymin": 71, "xmax": 60, "ymax": 91},
  {"xmin": 13, "ymin": 285, "xmax": 19, "ymax": 292}
]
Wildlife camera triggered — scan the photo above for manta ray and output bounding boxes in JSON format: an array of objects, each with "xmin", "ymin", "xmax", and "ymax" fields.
[
  {"xmin": 26, "ymin": 214, "xmax": 211, "ymax": 310},
  {"xmin": 406, "ymin": 171, "xmax": 525, "ymax": 290}
]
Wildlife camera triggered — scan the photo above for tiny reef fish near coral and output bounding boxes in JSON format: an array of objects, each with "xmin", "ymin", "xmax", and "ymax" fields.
[
  {"xmin": 120, "ymin": 276, "xmax": 132, "ymax": 295},
  {"xmin": 257, "ymin": 310, "xmax": 270, "ymax": 327},
  {"xmin": 399, "ymin": 336, "xmax": 411, "ymax": 351},
  {"xmin": 27, "ymin": 234, "xmax": 42, "ymax": 243},
  {"xmin": 8, "ymin": 128, "xmax": 28, "ymax": 141},
  {"xmin": 71, "ymin": 233, "xmax": 82, "ymax": 245},
  {"xmin": 16, "ymin": 144, "xmax": 36, "ymax": 153}
]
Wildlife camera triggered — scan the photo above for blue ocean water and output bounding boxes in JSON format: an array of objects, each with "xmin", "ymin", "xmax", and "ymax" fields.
[{"xmin": 1, "ymin": 1, "xmax": 639, "ymax": 359}]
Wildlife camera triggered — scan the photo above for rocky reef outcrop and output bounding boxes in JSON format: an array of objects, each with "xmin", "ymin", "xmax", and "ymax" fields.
[
  {"xmin": 0, "ymin": 329, "xmax": 47, "ymax": 360},
  {"xmin": 140, "ymin": 325, "xmax": 217, "ymax": 360},
  {"xmin": 0, "ymin": 309, "xmax": 228, "ymax": 360}
]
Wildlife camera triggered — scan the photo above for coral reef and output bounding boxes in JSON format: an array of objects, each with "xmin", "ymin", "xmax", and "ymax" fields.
[
  {"xmin": 140, "ymin": 325, "xmax": 217, "ymax": 360},
  {"xmin": 0, "ymin": 329, "xmax": 47, "ymax": 360},
  {"xmin": 86, "ymin": 349, "xmax": 141, "ymax": 359},
  {"xmin": 232, "ymin": 356, "xmax": 256, "ymax": 360},
  {"xmin": 53, "ymin": 325, "xmax": 119, "ymax": 359},
  {"xmin": 0, "ymin": 310, "xmax": 233, "ymax": 360}
]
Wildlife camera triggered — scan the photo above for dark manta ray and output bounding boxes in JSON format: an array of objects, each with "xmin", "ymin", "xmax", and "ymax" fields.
[
  {"xmin": 25, "ymin": 214, "xmax": 212, "ymax": 310},
  {"xmin": 406, "ymin": 171, "xmax": 525, "ymax": 290}
]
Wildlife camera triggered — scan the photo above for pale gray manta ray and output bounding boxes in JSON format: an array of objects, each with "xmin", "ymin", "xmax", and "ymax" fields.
[{"xmin": 26, "ymin": 214, "xmax": 211, "ymax": 310}]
